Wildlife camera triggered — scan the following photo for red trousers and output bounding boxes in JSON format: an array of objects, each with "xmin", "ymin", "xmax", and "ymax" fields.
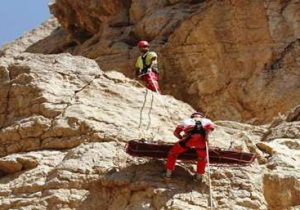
[
  {"xmin": 142, "ymin": 71, "xmax": 160, "ymax": 92},
  {"xmin": 166, "ymin": 142, "xmax": 207, "ymax": 174}
]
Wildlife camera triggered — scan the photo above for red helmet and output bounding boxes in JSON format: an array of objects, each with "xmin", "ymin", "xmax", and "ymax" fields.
[
  {"xmin": 191, "ymin": 112, "xmax": 204, "ymax": 118},
  {"xmin": 138, "ymin": 40, "xmax": 150, "ymax": 49}
]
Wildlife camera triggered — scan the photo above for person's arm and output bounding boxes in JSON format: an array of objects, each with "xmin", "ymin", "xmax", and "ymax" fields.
[
  {"xmin": 151, "ymin": 57, "xmax": 159, "ymax": 73},
  {"xmin": 202, "ymin": 118, "xmax": 215, "ymax": 131},
  {"xmin": 174, "ymin": 125, "xmax": 184, "ymax": 139},
  {"xmin": 150, "ymin": 57, "xmax": 157, "ymax": 67},
  {"xmin": 148, "ymin": 52, "xmax": 158, "ymax": 73},
  {"xmin": 134, "ymin": 57, "xmax": 142, "ymax": 78},
  {"xmin": 134, "ymin": 67, "xmax": 140, "ymax": 78},
  {"xmin": 202, "ymin": 119, "xmax": 215, "ymax": 141},
  {"xmin": 174, "ymin": 118, "xmax": 194, "ymax": 139},
  {"xmin": 204, "ymin": 123, "xmax": 215, "ymax": 131}
]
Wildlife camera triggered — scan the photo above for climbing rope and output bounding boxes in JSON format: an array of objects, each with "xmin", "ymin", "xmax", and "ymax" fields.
[
  {"xmin": 139, "ymin": 88, "xmax": 148, "ymax": 129},
  {"xmin": 138, "ymin": 88, "xmax": 148, "ymax": 139},
  {"xmin": 146, "ymin": 92, "xmax": 154, "ymax": 130},
  {"xmin": 138, "ymin": 86, "xmax": 154, "ymax": 139},
  {"xmin": 149, "ymin": 75, "xmax": 176, "ymax": 127},
  {"xmin": 137, "ymin": 71, "xmax": 177, "ymax": 139},
  {"xmin": 206, "ymin": 141, "xmax": 214, "ymax": 210}
]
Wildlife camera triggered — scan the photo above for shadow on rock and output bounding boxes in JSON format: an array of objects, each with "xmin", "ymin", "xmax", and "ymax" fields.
[{"xmin": 77, "ymin": 159, "xmax": 210, "ymax": 210}]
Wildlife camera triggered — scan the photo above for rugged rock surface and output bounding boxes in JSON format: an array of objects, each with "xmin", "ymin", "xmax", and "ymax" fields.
[
  {"xmin": 0, "ymin": 53, "xmax": 193, "ymax": 157},
  {"xmin": 10, "ymin": 0, "xmax": 299, "ymax": 123},
  {"xmin": 0, "ymin": 0, "xmax": 299, "ymax": 209},
  {"xmin": 0, "ymin": 53, "xmax": 299, "ymax": 210}
]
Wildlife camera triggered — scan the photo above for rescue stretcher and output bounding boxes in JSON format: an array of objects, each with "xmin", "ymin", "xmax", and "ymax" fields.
[{"xmin": 126, "ymin": 140, "xmax": 257, "ymax": 166}]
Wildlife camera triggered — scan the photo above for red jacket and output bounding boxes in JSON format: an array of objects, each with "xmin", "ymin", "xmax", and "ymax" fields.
[{"xmin": 174, "ymin": 118, "xmax": 215, "ymax": 148}]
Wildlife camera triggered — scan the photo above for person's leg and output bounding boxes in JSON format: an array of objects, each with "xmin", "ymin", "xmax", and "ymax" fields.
[
  {"xmin": 152, "ymin": 72, "xmax": 160, "ymax": 92},
  {"xmin": 165, "ymin": 143, "xmax": 187, "ymax": 176},
  {"xmin": 195, "ymin": 149, "xmax": 207, "ymax": 181},
  {"xmin": 146, "ymin": 72, "xmax": 160, "ymax": 92},
  {"xmin": 142, "ymin": 75, "xmax": 151, "ymax": 90}
]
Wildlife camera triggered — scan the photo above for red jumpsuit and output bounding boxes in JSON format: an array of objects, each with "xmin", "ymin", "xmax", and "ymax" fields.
[
  {"xmin": 166, "ymin": 118, "xmax": 215, "ymax": 174},
  {"xmin": 141, "ymin": 71, "xmax": 160, "ymax": 92}
]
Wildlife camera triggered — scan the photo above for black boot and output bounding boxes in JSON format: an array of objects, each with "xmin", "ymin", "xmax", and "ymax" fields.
[
  {"xmin": 163, "ymin": 169, "xmax": 172, "ymax": 180},
  {"xmin": 193, "ymin": 173, "xmax": 203, "ymax": 183}
]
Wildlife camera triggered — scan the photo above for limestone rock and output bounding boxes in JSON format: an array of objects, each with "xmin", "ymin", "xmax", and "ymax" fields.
[
  {"xmin": 286, "ymin": 105, "xmax": 300, "ymax": 122},
  {"xmin": 263, "ymin": 170, "xmax": 300, "ymax": 210},
  {"xmin": 0, "ymin": 155, "xmax": 38, "ymax": 175},
  {"xmin": 12, "ymin": 0, "xmax": 300, "ymax": 123},
  {"xmin": 0, "ymin": 52, "xmax": 272, "ymax": 210},
  {"xmin": 0, "ymin": 53, "xmax": 193, "ymax": 158},
  {"xmin": 0, "ymin": 1, "xmax": 299, "ymax": 209},
  {"xmin": 263, "ymin": 121, "xmax": 300, "ymax": 141}
]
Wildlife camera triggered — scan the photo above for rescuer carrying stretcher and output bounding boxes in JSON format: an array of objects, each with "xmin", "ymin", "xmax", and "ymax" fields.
[{"xmin": 164, "ymin": 112, "xmax": 215, "ymax": 182}]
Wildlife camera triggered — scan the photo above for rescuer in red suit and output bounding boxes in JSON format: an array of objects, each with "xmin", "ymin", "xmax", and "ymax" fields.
[{"xmin": 165, "ymin": 112, "xmax": 215, "ymax": 182}]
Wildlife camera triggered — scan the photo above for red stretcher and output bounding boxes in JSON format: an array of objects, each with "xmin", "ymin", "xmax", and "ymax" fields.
[{"xmin": 125, "ymin": 140, "xmax": 257, "ymax": 166}]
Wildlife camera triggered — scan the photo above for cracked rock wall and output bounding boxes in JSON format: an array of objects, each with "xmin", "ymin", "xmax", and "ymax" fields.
[
  {"xmin": 0, "ymin": 52, "xmax": 299, "ymax": 209},
  {"xmin": 0, "ymin": 0, "xmax": 299, "ymax": 209},
  {"xmin": 4, "ymin": 0, "xmax": 299, "ymax": 123},
  {"xmin": 0, "ymin": 53, "xmax": 193, "ymax": 158}
]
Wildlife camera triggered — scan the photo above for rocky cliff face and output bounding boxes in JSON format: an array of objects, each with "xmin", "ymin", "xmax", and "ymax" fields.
[
  {"xmin": 0, "ymin": 0, "xmax": 300, "ymax": 210},
  {"xmin": 0, "ymin": 52, "xmax": 299, "ymax": 209},
  {"xmin": 4, "ymin": 0, "xmax": 298, "ymax": 123}
]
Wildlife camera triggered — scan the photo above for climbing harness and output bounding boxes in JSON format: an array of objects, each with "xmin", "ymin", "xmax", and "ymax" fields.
[{"xmin": 177, "ymin": 121, "xmax": 207, "ymax": 149}]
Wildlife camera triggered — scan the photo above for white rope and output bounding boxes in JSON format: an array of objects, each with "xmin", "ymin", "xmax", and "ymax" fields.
[
  {"xmin": 138, "ymin": 87, "xmax": 154, "ymax": 139},
  {"xmin": 206, "ymin": 141, "xmax": 214, "ymax": 209},
  {"xmin": 139, "ymin": 88, "xmax": 148, "ymax": 129},
  {"xmin": 138, "ymin": 88, "xmax": 148, "ymax": 139},
  {"xmin": 137, "ymin": 71, "xmax": 176, "ymax": 140},
  {"xmin": 149, "ymin": 75, "xmax": 175, "ymax": 127},
  {"xmin": 146, "ymin": 92, "xmax": 154, "ymax": 130}
]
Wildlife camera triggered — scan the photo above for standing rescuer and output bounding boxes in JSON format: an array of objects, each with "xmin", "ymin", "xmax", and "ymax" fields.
[
  {"xmin": 135, "ymin": 40, "xmax": 160, "ymax": 92},
  {"xmin": 165, "ymin": 112, "xmax": 215, "ymax": 182}
]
